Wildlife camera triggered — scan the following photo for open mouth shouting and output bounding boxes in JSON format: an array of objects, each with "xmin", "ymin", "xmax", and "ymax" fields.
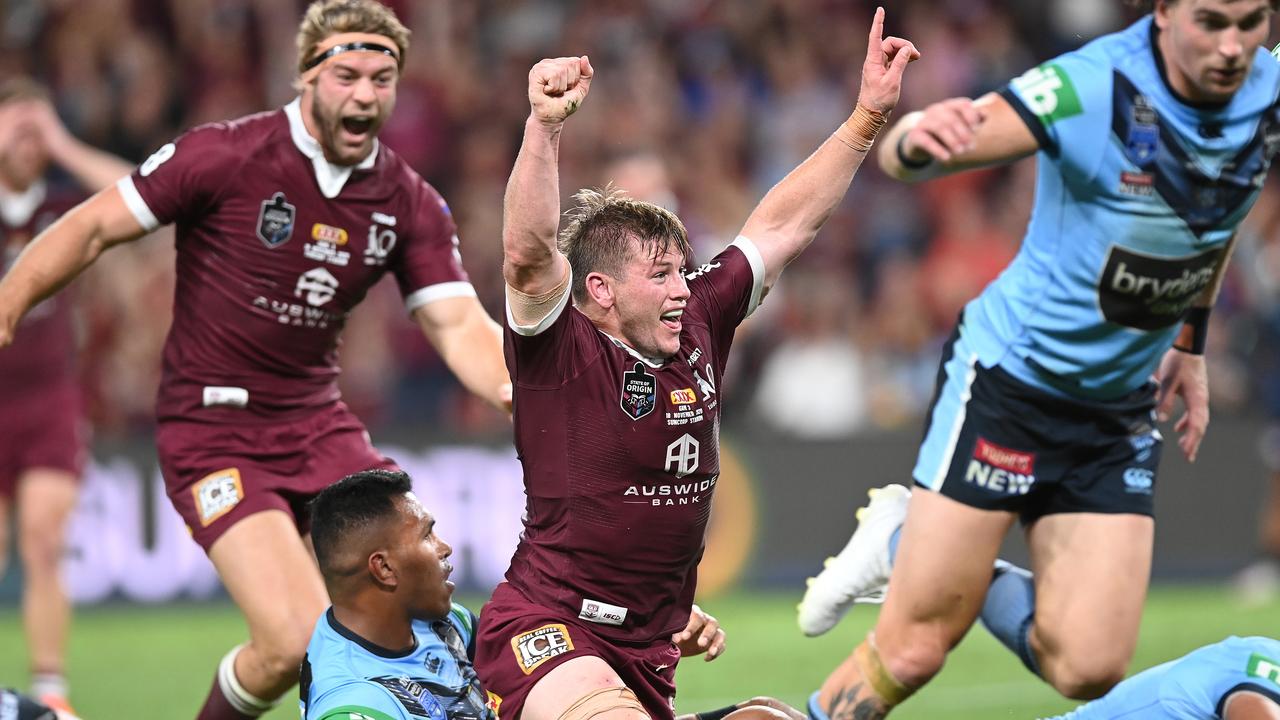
[
  {"xmin": 660, "ymin": 308, "xmax": 683, "ymax": 333},
  {"xmin": 340, "ymin": 115, "xmax": 375, "ymax": 144}
]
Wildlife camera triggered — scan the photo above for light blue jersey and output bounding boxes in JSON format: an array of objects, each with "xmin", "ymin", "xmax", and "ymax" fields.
[
  {"xmin": 300, "ymin": 604, "xmax": 493, "ymax": 720},
  {"xmin": 1051, "ymin": 636, "xmax": 1280, "ymax": 719},
  {"xmin": 965, "ymin": 16, "xmax": 1280, "ymax": 399}
]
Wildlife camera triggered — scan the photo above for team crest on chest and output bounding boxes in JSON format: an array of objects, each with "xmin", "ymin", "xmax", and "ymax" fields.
[
  {"xmin": 1124, "ymin": 94, "xmax": 1159, "ymax": 166},
  {"xmin": 256, "ymin": 192, "xmax": 296, "ymax": 248},
  {"xmin": 620, "ymin": 361, "xmax": 657, "ymax": 420}
]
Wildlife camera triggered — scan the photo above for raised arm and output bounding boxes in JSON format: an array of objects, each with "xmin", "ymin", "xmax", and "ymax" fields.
[
  {"xmin": 502, "ymin": 56, "xmax": 593, "ymax": 298},
  {"xmin": 738, "ymin": 7, "xmax": 918, "ymax": 293},
  {"xmin": 876, "ymin": 91, "xmax": 1038, "ymax": 183},
  {"xmin": 24, "ymin": 98, "xmax": 134, "ymax": 192},
  {"xmin": 0, "ymin": 186, "xmax": 148, "ymax": 346}
]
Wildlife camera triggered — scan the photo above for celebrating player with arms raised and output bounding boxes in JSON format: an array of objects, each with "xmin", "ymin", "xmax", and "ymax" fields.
[
  {"xmin": 474, "ymin": 8, "xmax": 917, "ymax": 720},
  {"xmin": 0, "ymin": 2, "xmax": 509, "ymax": 718},
  {"xmin": 0, "ymin": 77, "xmax": 133, "ymax": 714}
]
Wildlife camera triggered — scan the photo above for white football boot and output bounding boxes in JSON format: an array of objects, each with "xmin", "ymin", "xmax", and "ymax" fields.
[{"xmin": 797, "ymin": 483, "xmax": 911, "ymax": 637}]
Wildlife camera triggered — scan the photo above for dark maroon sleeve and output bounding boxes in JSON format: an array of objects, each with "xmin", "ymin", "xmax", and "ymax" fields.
[
  {"xmin": 117, "ymin": 123, "xmax": 242, "ymax": 230},
  {"xmin": 503, "ymin": 286, "xmax": 601, "ymax": 387},
  {"xmin": 395, "ymin": 177, "xmax": 474, "ymax": 311},
  {"xmin": 683, "ymin": 237, "xmax": 766, "ymax": 358}
]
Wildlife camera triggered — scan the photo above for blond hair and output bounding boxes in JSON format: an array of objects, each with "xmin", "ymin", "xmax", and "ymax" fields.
[
  {"xmin": 558, "ymin": 187, "xmax": 692, "ymax": 303},
  {"xmin": 295, "ymin": 0, "xmax": 411, "ymax": 75}
]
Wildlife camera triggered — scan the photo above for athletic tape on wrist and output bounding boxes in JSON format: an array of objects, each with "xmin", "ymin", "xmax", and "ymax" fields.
[
  {"xmin": 834, "ymin": 105, "xmax": 887, "ymax": 153},
  {"xmin": 1173, "ymin": 306, "xmax": 1210, "ymax": 355}
]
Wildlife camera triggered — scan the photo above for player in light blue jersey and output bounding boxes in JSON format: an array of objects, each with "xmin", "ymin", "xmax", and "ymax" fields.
[
  {"xmin": 796, "ymin": 1, "xmax": 1280, "ymax": 718},
  {"xmin": 300, "ymin": 469, "xmax": 491, "ymax": 720},
  {"xmin": 1052, "ymin": 636, "xmax": 1280, "ymax": 720},
  {"xmin": 300, "ymin": 469, "xmax": 765, "ymax": 720}
]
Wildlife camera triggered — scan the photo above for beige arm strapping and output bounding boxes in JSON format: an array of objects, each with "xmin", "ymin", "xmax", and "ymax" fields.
[{"xmin": 506, "ymin": 264, "xmax": 571, "ymax": 329}]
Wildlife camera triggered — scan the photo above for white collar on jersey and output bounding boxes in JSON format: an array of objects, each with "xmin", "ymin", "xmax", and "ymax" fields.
[
  {"xmin": 0, "ymin": 179, "xmax": 46, "ymax": 228},
  {"xmin": 284, "ymin": 97, "xmax": 379, "ymax": 199},
  {"xmin": 598, "ymin": 329, "xmax": 666, "ymax": 368}
]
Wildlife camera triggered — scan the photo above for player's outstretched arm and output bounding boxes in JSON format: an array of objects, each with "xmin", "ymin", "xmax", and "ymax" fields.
[
  {"xmin": 502, "ymin": 56, "xmax": 592, "ymax": 299},
  {"xmin": 738, "ymin": 7, "xmax": 917, "ymax": 293},
  {"xmin": 0, "ymin": 186, "xmax": 147, "ymax": 347},
  {"xmin": 877, "ymin": 91, "xmax": 1038, "ymax": 183},
  {"xmin": 413, "ymin": 297, "xmax": 512, "ymax": 412}
]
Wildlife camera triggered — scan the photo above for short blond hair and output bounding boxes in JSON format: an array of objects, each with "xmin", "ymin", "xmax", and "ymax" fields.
[
  {"xmin": 295, "ymin": 0, "xmax": 410, "ymax": 75},
  {"xmin": 558, "ymin": 187, "xmax": 692, "ymax": 303}
]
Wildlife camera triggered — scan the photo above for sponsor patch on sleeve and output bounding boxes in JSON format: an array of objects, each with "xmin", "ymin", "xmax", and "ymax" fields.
[
  {"xmin": 1010, "ymin": 62, "xmax": 1083, "ymax": 125},
  {"xmin": 1248, "ymin": 653, "xmax": 1280, "ymax": 686},
  {"xmin": 192, "ymin": 468, "xmax": 244, "ymax": 527},
  {"xmin": 510, "ymin": 624, "xmax": 575, "ymax": 675}
]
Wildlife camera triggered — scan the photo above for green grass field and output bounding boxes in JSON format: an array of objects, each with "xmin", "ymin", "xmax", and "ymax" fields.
[{"xmin": 0, "ymin": 585, "xmax": 1274, "ymax": 719}]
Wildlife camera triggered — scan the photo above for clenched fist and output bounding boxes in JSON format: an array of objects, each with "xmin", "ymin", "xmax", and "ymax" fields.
[{"xmin": 528, "ymin": 56, "xmax": 594, "ymax": 126}]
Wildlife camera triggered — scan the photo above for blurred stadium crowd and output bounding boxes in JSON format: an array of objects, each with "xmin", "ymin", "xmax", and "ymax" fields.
[{"xmin": 5, "ymin": 0, "xmax": 1280, "ymax": 444}]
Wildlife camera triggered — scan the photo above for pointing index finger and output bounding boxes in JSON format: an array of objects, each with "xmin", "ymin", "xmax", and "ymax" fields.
[{"xmin": 866, "ymin": 6, "xmax": 885, "ymax": 61}]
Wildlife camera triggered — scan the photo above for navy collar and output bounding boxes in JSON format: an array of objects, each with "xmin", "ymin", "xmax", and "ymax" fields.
[{"xmin": 326, "ymin": 607, "xmax": 418, "ymax": 659}]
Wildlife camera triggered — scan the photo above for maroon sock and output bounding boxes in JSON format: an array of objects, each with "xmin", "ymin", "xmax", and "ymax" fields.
[{"xmin": 194, "ymin": 669, "xmax": 257, "ymax": 720}]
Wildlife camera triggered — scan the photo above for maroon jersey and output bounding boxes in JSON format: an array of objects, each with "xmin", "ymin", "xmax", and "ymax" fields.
[
  {"xmin": 502, "ymin": 238, "xmax": 765, "ymax": 644},
  {"xmin": 0, "ymin": 182, "xmax": 81, "ymax": 401},
  {"xmin": 117, "ymin": 100, "xmax": 474, "ymax": 422}
]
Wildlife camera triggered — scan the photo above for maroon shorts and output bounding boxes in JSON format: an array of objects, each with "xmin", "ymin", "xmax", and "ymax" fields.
[
  {"xmin": 474, "ymin": 583, "xmax": 680, "ymax": 720},
  {"xmin": 156, "ymin": 401, "xmax": 396, "ymax": 551},
  {"xmin": 0, "ymin": 384, "xmax": 88, "ymax": 499}
]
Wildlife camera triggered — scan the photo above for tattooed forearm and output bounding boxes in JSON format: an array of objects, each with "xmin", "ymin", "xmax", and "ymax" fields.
[{"xmin": 827, "ymin": 682, "xmax": 889, "ymax": 720}]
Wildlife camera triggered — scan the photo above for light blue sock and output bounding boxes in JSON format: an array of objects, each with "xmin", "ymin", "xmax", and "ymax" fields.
[
  {"xmin": 978, "ymin": 559, "xmax": 1041, "ymax": 677},
  {"xmin": 807, "ymin": 691, "xmax": 830, "ymax": 720}
]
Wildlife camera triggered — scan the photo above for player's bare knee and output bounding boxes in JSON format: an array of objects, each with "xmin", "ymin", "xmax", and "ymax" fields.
[
  {"xmin": 879, "ymin": 631, "xmax": 946, "ymax": 688},
  {"xmin": 17, "ymin": 519, "xmax": 64, "ymax": 573},
  {"xmin": 1045, "ymin": 658, "xmax": 1126, "ymax": 700},
  {"xmin": 252, "ymin": 623, "xmax": 314, "ymax": 683}
]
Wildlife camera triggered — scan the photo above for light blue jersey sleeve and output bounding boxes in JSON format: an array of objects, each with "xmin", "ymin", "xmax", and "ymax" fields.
[
  {"xmin": 1000, "ymin": 43, "xmax": 1113, "ymax": 180},
  {"xmin": 308, "ymin": 680, "xmax": 413, "ymax": 720},
  {"xmin": 1049, "ymin": 637, "xmax": 1280, "ymax": 720}
]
